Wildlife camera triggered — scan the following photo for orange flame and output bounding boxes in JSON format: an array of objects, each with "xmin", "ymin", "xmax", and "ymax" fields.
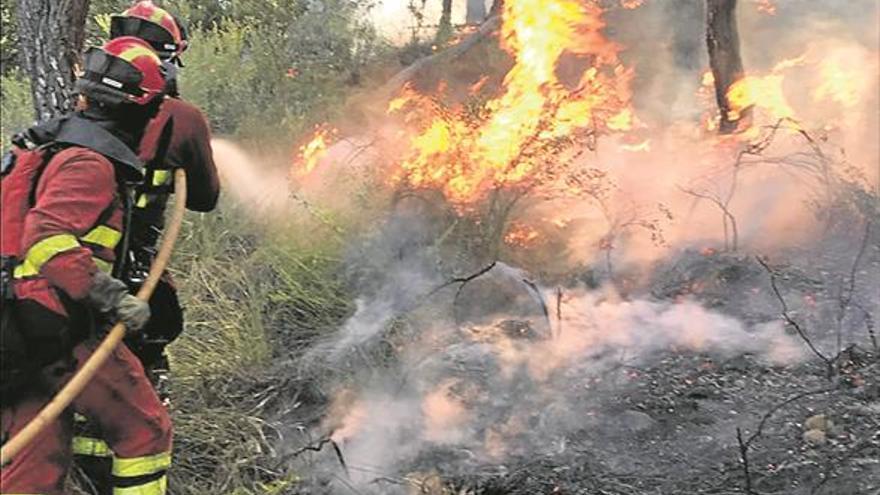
[
  {"xmin": 293, "ymin": 126, "xmax": 335, "ymax": 175},
  {"xmin": 725, "ymin": 54, "xmax": 807, "ymax": 128},
  {"xmin": 390, "ymin": 0, "xmax": 633, "ymax": 205},
  {"xmin": 726, "ymin": 75, "xmax": 794, "ymax": 122},
  {"xmin": 504, "ymin": 222, "xmax": 540, "ymax": 247}
]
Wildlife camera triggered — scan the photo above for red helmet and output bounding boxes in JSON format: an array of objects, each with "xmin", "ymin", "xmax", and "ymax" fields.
[
  {"xmin": 76, "ymin": 36, "xmax": 166, "ymax": 106},
  {"xmin": 110, "ymin": 1, "xmax": 187, "ymax": 61}
]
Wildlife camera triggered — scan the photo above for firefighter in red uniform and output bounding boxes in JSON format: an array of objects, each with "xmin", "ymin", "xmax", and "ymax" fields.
[
  {"xmin": 0, "ymin": 37, "xmax": 173, "ymax": 495},
  {"xmin": 110, "ymin": 1, "xmax": 219, "ymax": 375},
  {"xmin": 68, "ymin": 2, "xmax": 220, "ymax": 493}
]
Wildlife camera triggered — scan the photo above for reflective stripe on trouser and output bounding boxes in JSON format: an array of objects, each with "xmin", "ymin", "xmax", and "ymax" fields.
[
  {"xmin": 113, "ymin": 474, "xmax": 167, "ymax": 495},
  {"xmin": 112, "ymin": 452, "xmax": 171, "ymax": 495},
  {"xmin": 70, "ymin": 342, "xmax": 173, "ymax": 495}
]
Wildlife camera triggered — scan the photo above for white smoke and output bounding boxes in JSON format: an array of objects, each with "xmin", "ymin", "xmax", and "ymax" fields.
[{"xmin": 297, "ymin": 263, "xmax": 806, "ymax": 493}]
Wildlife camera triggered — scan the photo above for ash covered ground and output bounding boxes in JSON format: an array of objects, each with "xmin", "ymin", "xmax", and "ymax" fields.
[{"xmin": 271, "ymin": 210, "xmax": 879, "ymax": 495}]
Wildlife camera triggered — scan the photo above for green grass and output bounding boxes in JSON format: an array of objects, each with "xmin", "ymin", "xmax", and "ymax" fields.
[{"xmin": 0, "ymin": 71, "xmax": 34, "ymax": 151}]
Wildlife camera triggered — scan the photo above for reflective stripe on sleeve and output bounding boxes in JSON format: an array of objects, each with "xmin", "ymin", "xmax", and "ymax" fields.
[
  {"xmin": 112, "ymin": 451, "xmax": 172, "ymax": 477},
  {"xmin": 12, "ymin": 234, "xmax": 81, "ymax": 278},
  {"xmin": 152, "ymin": 170, "xmax": 171, "ymax": 186},
  {"xmin": 82, "ymin": 225, "xmax": 123, "ymax": 249}
]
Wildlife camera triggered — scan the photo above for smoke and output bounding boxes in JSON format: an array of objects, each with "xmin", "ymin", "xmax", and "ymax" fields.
[
  {"xmin": 209, "ymin": 3, "xmax": 880, "ymax": 490},
  {"xmin": 210, "ymin": 138, "xmax": 292, "ymax": 215},
  {"xmin": 295, "ymin": 261, "xmax": 806, "ymax": 493}
]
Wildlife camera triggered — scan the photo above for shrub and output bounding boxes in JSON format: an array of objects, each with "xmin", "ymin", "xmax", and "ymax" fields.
[{"xmin": 0, "ymin": 71, "xmax": 34, "ymax": 150}]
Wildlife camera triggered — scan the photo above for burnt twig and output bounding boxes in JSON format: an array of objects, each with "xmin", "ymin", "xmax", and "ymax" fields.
[
  {"xmin": 736, "ymin": 427, "xmax": 754, "ymax": 495},
  {"xmin": 836, "ymin": 221, "xmax": 873, "ymax": 352},
  {"xmin": 736, "ymin": 387, "xmax": 837, "ymax": 495},
  {"xmin": 756, "ymin": 256, "xmax": 835, "ymax": 377},
  {"xmin": 282, "ymin": 435, "xmax": 350, "ymax": 478}
]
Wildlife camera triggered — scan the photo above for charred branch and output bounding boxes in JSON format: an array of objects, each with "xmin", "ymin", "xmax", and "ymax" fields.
[
  {"xmin": 679, "ymin": 185, "xmax": 739, "ymax": 251},
  {"xmin": 282, "ymin": 435, "xmax": 350, "ymax": 478},
  {"xmin": 736, "ymin": 427, "xmax": 754, "ymax": 495},
  {"xmin": 380, "ymin": 15, "xmax": 501, "ymax": 99},
  {"xmin": 756, "ymin": 256, "xmax": 836, "ymax": 378},
  {"xmin": 737, "ymin": 387, "xmax": 837, "ymax": 495},
  {"xmin": 836, "ymin": 221, "xmax": 873, "ymax": 350}
]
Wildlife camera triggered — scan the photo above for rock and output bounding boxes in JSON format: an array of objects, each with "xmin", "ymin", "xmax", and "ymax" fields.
[
  {"xmin": 723, "ymin": 355, "xmax": 752, "ymax": 372},
  {"xmin": 804, "ymin": 414, "xmax": 834, "ymax": 433},
  {"xmin": 616, "ymin": 410, "xmax": 657, "ymax": 433},
  {"xmin": 686, "ymin": 386, "xmax": 713, "ymax": 399},
  {"xmin": 803, "ymin": 429, "xmax": 827, "ymax": 446}
]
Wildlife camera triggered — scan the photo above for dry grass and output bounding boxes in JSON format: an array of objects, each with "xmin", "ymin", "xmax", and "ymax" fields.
[{"xmin": 165, "ymin": 203, "xmax": 353, "ymax": 494}]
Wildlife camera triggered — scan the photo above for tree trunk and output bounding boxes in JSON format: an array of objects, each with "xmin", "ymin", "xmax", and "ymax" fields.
[
  {"xmin": 466, "ymin": 0, "xmax": 486, "ymax": 24},
  {"xmin": 16, "ymin": 0, "xmax": 90, "ymax": 122},
  {"xmin": 490, "ymin": 0, "xmax": 504, "ymax": 16},
  {"xmin": 706, "ymin": 0, "xmax": 749, "ymax": 134},
  {"xmin": 435, "ymin": 0, "xmax": 454, "ymax": 43}
]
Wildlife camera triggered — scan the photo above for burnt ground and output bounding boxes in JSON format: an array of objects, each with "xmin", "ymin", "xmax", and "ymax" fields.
[
  {"xmin": 446, "ymin": 350, "xmax": 880, "ymax": 495},
  {"xmin": 278, "ymin": 243, "xmax": 880, "ymax": 495}
]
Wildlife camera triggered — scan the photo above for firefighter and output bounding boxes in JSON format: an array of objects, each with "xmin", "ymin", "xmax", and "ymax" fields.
[
  {"xmin": 109, "ymin": 0, "xmax": 219, "ymax": 378},
  {"xmin": 0, "ymin": 37, "xmax": 172, "ymax": 495},
  {"xmin": 70, "ymin": 3, "xmax": 220, "ymax": 493}
]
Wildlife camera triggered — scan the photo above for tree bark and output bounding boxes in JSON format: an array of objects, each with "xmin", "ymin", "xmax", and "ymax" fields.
[
  {"xmin": 490, "ymin": 0, "xmax": 504, "ymax": 16},
  {"xmin": 466, "ymin": 0, "xmax": 487, "ymax": 25},
  {"xmin": 706, "ymin": 0, "xmax": 749, "ymax": 134},
  {"xmin": 436, "ymin": 0, "xmax": 453, "ymax": 42},
  {"xmin": 16, "ymin": 0, "xmax": 90, "ymax": 122}
]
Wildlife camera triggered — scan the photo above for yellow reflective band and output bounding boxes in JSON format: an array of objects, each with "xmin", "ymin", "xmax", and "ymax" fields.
[
  {"xmin": 149, "ymin": 8, "xmax": 169, "ymax": 24},
  {"xmin": 112, "ymin": 451, "xmax": 171, "ymax": 477},
  {"xmin": 119, "ymin": 45, "xmax": 159, "ymax": 65},
  {"xmin": 152, "ymin": 170, "xmax": 171, "ymax": 186},
  {"xmin": 113, "ymin": 474, "xmax": 167, "ymax": 495},
  {"xmin": 94, "ymin": 258, "xmax": 113, "ymax": 273},
  {"xmin": 72, "ymin": 436, "xmax": 113, "ymax": 458},
  {"xmin": 82, "ymin": 225, "xmax": 123, "ymax": 249},
  {"xmin": 137, "ymin": 194, "xmax": 149, "ymax": 208},
  {"xmin": 12, "ymin": 234, "xmax": 80, "ymax": 278}
]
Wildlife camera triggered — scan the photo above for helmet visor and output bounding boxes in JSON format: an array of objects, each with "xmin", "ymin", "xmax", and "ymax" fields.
[
  {"xmin": 110, "ymin": 16, "xmax": 179, "ymax": 59},
  {"xmin": 78, "ymin": 46, "xmax": 147, "ymax": 100}
]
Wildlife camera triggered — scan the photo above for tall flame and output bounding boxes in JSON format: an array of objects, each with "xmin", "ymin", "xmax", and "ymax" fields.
[{"xmin": 392, "ymin": 0, "xmax": 633, "ymax": 205}]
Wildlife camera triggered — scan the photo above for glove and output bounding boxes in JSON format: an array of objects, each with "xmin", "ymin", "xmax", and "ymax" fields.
[{"xmin": 85, "ymin": 271, "xmax": 151, "ymax": 335}]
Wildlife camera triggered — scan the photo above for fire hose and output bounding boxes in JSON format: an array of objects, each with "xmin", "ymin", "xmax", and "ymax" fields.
[{"xmin": 0, "ymin": 168, "xmax": 187, "ymax": 465}]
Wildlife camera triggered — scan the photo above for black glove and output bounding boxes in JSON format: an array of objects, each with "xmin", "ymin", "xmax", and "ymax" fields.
[{"xmin": 85, "ymin": 271, "xmax": 150, "ymax": 335}]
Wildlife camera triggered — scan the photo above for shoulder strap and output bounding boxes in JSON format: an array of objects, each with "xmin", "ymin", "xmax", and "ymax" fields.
[
  {"xmin": 113, "ymin": 182, "xmax": 136, "ymax": 279},
  {"xmin": 26, "ymin": 144, "xmax": 65, "ymax": 207}
]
